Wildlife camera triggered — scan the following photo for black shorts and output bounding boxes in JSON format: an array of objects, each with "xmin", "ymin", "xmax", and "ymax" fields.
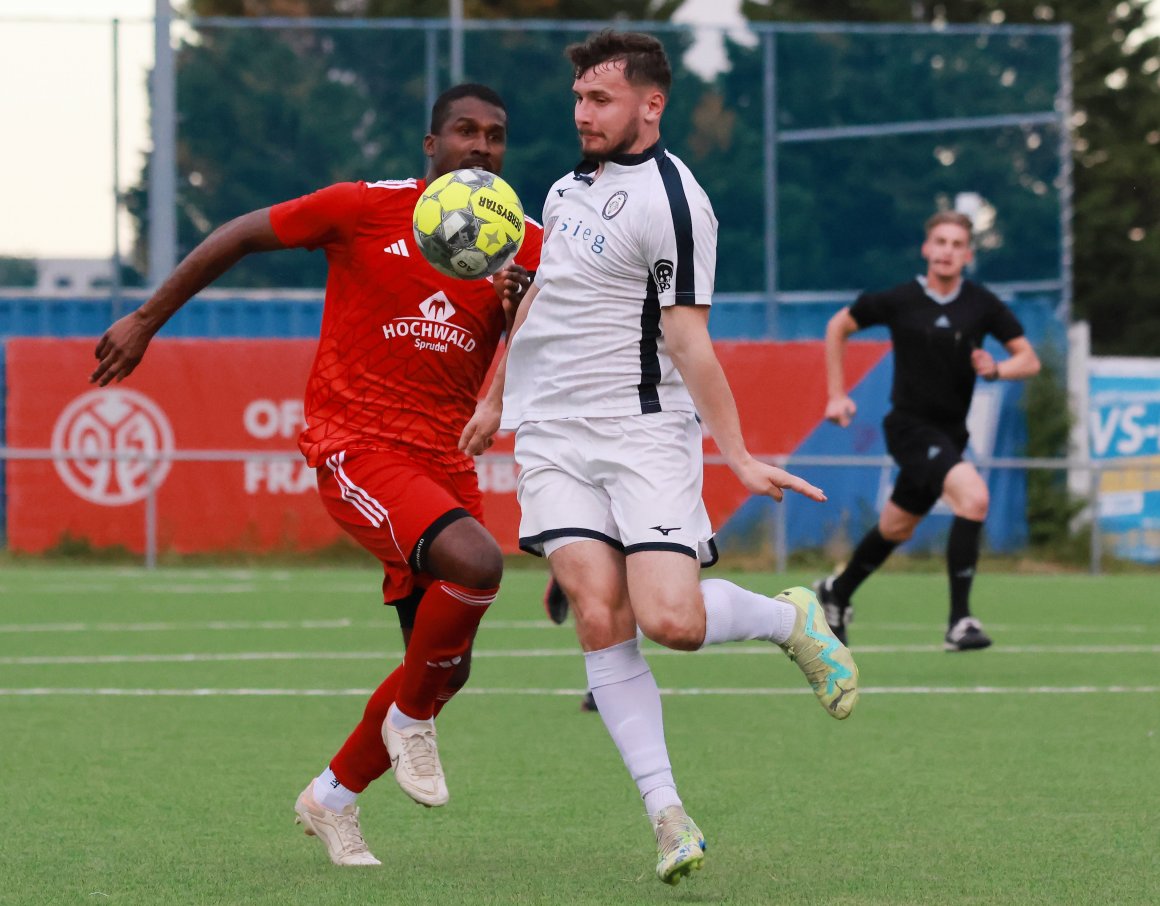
[
  {"xmin": 883, "ymin": 411, "xmax": 969, "ymax": 516},
  {"xmin": 389, "ymin": 586, "xmax": 424, "ymax": 631}
]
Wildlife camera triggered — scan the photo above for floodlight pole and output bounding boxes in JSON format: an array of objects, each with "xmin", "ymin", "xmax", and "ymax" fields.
[
  {"xmin": 112, "ymin": 17, "xmax": 123, "ymax": 317},
  {"xmin": 449, "ymin": 0, "xmax": 464, "ymax": 83},
  {"xmin": 762, "ymin": 30, "xmax": 779, "ymax": 339},
  {"xmin": 149, "ymin": 0, "xmax": 178, "ymax": 287},
  {"xmin": 1057, "ymin": 24, "xmax": 1074, "ymax": 328}
]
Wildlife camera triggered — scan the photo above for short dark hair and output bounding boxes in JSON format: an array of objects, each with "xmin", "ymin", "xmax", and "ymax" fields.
[
  {"xmin": 429, "ymin": 83, "xmax": 507, "ymax": 134},
  {"xmin": 925, "ymin": 211, "xmax": 974, "ymax": 238},
  {"xmin": 565, "ymin": 29, "xmax": 672, "ymax": 95}
]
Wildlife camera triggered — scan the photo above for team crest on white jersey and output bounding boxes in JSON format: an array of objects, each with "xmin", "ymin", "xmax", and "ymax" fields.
[
  {"xmin": 602, "ymin": 190, "xmax": 628, "ymax": 220},
  {"xmin": 383, "ymin": 291, "xmax": 476, "ymax": 353}
]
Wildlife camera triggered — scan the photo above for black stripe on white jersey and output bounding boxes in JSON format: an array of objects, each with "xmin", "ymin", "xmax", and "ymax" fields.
[
  {"xmin": 637, "ymin": 269, "xmax": 662, "ymax": 413},
  {"xmin": 656, "ymin": 151, "xmax": 696, "ymax": 304},
  {"xmin": 637, "ymin": 150, "xmax": 696, "ymax": 413}
]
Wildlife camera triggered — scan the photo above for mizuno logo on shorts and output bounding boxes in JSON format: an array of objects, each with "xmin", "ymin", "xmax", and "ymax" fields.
[{"xmin": 650, "ymin": 525, "xmax": 681, "ymax": 536}]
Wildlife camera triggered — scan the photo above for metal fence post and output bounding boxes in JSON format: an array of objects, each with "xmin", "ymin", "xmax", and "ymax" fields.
[
  {"xmin": 1088, "ymin": 461, "xmax": 1101, "ymax": 575},
  {"xmin": 775, "ymin": 497, "xmax": 789, "ymax": 575},
  {"xmin": 762, "ymin": 29, "xmax": 779, "ymax": 339},
  {"xmin": 145, "ymin": 455, "xmax": 158, "ymax": 570}
]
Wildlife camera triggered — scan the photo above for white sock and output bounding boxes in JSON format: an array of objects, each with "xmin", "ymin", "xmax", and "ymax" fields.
[
  {"xmin": 386, "ymin": 702, "xmax": 430, "ymax": 731},
  {"xmin": 585, "ymin": 638, "xmax": 682, "ymax": 818},
  {"xmin": 313, "ymin": 767, "xmax": 358, "ymax": 812},
  {"xmin": 700, "ymin": 578, "xmax": 797, "ymax": 646},
  {"xmin": 643, "ymin": 785, "xmax": 683, "ymax": 816}
]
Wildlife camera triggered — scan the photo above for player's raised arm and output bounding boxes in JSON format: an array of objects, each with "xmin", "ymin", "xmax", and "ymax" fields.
[
  {"xmin": 90, "ymin": 208, "xmax": 285, "ymax": 386},
  {"xmin": 661, "ymin": 304, "xmax": 826, "ymax": 503},
  {"xmin": 823, "ymin": 306, "xmax": 861, "ymax": 427}
]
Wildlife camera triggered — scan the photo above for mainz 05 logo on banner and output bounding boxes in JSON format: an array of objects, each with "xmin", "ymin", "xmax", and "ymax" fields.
[{"xmin": 51, "ymin": 388, "xmax": 175, "ymax": 506}]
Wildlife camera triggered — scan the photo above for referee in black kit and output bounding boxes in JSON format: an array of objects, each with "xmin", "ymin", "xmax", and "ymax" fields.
[{"xmin": 815, "ymin": 211, "xmax": 1041, "ymax": 651}]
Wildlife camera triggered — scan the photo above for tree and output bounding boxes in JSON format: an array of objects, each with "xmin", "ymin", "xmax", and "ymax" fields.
[
  {"xmin": 742, "ymin": 0, "xmax": 1160, "ymax": 353},
  {"xmin": 128, "ymin": 0, "xmax": 681, "ymax": 286},
  {"xmin": 133, "ymin": 0, "xmax": 1159, "ymax": 354},
  {"xmin": 0, "ymin": 257, "xmax": 36, "ymax": 288}
]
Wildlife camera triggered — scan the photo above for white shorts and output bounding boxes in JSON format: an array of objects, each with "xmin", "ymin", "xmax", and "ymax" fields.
[{"xmin": 514, "ymin": 412, "xmax": 718, "ymax": 565}]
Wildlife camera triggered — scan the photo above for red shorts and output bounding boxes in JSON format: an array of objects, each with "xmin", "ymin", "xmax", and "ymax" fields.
[{"xmin": 316, "ymin": 450, "xmax": 484, "ymax": 602}]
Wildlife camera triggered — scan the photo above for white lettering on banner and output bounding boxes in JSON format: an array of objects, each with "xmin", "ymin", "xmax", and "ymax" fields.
[
  {"xmin": 1090, "ymin": 404, "xmax": 1160, "ymax": 457},
  {"xmin": 244, "ymin": 399, "xmax": 305, "ymax": 439},
  {"xmin": 244, "ymin": 460, "xmax": 315, "ymax": 495},
  {"xmin": 475, "ymin": 459, "xmax": 519, "ymax": 493}
]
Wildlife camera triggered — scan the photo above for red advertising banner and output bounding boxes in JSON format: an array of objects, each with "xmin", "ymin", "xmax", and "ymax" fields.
[{"xmin": 6, "ymin": 338, "xmax": 885, "ymax": 556}]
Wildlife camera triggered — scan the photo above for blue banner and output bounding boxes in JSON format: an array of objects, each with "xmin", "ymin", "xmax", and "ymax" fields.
[{"xmin": 1088, "ymin": 358, "xmax": 1160, "ymax": 563}]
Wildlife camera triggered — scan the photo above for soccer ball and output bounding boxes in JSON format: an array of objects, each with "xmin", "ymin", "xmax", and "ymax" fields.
[{"xmin": 412, "ymin": 168, "xmax": 525, "ymax": 279}]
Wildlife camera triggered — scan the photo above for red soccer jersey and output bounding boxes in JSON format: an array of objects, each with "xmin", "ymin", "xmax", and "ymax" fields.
[{"xmin": 269, "ymin": 179, "xmax": 543, "ymax": 471}]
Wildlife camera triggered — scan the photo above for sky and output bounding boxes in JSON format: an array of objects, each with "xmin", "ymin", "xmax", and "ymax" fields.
[
  {"xmin": 0, "ymin": 1, "xmax": 155, "ymax": 259},
  {"xmin": 0, "ymin": 0, "xmax": 1155, "ymax": 261}
]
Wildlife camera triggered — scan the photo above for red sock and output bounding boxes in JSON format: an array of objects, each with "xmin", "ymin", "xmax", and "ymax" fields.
[
  {"xmin": 329, "ymin": 664, "xmax": 403, "ymax": 793},
  {"xmin": 395, "ymin": 581, "xmax": 496, "ymax": 721}
]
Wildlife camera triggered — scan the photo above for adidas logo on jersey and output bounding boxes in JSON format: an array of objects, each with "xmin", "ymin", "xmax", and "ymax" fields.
[
  {"xmin": 383, "ymin": 239, "xmax": 410, "ymax": 257},
  {"xmin": 934, "ymin": 314, "xmax": 951, "ymax": 328}
]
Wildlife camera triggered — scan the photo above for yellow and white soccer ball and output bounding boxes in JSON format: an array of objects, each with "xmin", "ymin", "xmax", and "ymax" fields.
[{"xmin": 412, "ymin": 168, "xmax": 525, "ymax": 279}]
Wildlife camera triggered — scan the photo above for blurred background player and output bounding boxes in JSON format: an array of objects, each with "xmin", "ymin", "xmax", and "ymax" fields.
[
  {"xmin": 461, "ymin": 31, "xmax": 857, "ymax": 885},
  {"xmin": 90, "ymin": 83, "xmax": 542, "ymax": 866},
  {"xmin": 817, "ymin": 211, "xmax": 1040, "ymax": 651}
]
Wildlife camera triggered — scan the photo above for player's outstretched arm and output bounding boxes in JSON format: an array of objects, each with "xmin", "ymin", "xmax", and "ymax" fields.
[
  {"xmin": 91, "ymin": 209, "xmax": 285, "ymax": 386},
  {"xmin": 971, "ymin": 336, "xmax": 1041, "ymax": 383},
  {"xmin": 823, "ymin": 307, "xmax": 860, "ymax": 427},
  {"xmin": 662, "ymin": 305, "xmax": 826, "ymax": 504},
  {"xmin": 459, "ymin": 283, "xmax": 539, "ymax": 456}
]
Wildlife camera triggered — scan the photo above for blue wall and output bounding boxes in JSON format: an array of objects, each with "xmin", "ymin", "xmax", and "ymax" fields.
[{"xmin": 0, "ymin": 291, "xmax": 1061, "ymax": 343}]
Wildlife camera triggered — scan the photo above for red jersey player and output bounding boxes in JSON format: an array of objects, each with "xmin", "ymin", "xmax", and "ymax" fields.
[{"xmin": 90, "ymin": 84, "xmax": 542, "ymax": 867}]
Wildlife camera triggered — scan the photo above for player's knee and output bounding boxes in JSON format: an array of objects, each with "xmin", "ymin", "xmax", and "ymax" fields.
[
  {"xmin": 461, "ymin": 545, "xmax": 503, "ymax": 586},
  {"xmin": 448, "ymin": 540, "xmax": 504, "ymax": 589},
  {"xmin": 881, "ymin": 522, "xmax": 915, "ymax": 543},
  {"xmin": 957, "ymin": 488, "xmax": 989, "ymax": 521},
  {"xmin": 639, "ymin": 611, "xmax": 703, "ymax": 651}
]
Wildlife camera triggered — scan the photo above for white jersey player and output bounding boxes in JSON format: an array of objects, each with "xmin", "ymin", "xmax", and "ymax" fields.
[{"xmin": 459, "ymin": 30, "xmax": 860, "ymax": 887}]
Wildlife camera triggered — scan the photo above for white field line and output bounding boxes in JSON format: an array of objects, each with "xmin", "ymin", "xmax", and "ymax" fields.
[
  {"xmin": 0, "ymin": 618, "xmax": 1155, "ymax": 635},
  {"xmin": 1, "ymin": 644, "xmax": 1159, "ymax": 667},
  {"xmin": 0, "ymin": 685, "xmax": 1155, "ymax": 698}
]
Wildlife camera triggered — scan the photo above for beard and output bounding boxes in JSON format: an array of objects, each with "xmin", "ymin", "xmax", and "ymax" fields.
[{"xmin": 579, "ymin": 121, "xmax": 640, "ymax": 161}]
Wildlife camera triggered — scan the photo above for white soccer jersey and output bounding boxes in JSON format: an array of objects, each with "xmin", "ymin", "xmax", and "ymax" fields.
[{"xmin": 501, "ymin": 143, "xmax": 717, "ymax": 428}]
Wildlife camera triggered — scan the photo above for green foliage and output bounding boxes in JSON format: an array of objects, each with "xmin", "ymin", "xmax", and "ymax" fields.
[
  {"xmin": 133, "ymin": 0, "xmax": 1160, "ymax": 352},
  {"xmin": 136, "ymin": 1, "xmax": 684, "ymax": 287},
  {"xmin": 0, "ymin": 255, "xmax": 36, "ymax": 287},
  {"xmin": 744, "ymin": 0, "xmax": 1160, "ymax": 352},
  {"xmin": 1021, "ymin": 345, "xmax": 1084, "ymax": 549}
]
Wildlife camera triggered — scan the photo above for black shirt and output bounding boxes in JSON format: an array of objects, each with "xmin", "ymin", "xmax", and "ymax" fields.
[{"xmin": 848, "ymin": 278, "xmax": 1025, "ymax": 426}]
